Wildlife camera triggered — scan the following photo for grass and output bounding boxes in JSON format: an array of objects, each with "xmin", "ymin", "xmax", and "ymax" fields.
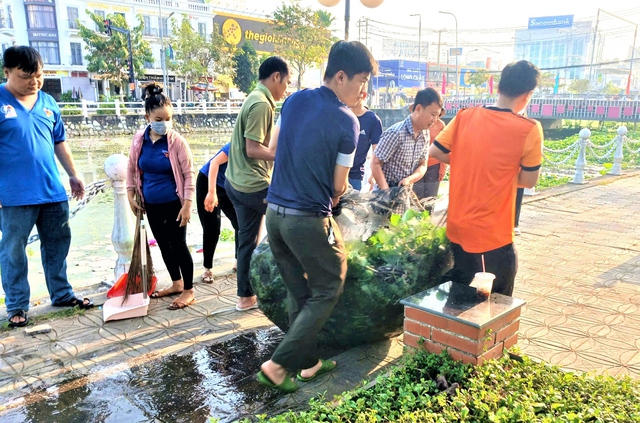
[{"xmin": 0, "ymin": 306, "xmax": 86, "ymax": 333}]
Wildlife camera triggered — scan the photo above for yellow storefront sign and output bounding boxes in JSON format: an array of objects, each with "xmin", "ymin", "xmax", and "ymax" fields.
[{"xmin": 87, "ymin": 2, "xmax": 132, "ymax": 13}]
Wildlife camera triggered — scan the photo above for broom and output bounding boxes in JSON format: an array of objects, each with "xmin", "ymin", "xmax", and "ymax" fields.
[{"xmin": 122, "ymin": 192, "xmax": 155, "ymax": 304}]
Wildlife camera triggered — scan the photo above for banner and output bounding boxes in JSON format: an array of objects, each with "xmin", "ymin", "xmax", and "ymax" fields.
[{"xmin": 528, "ymin": 15, "xmax": 574, "ymax": 30}]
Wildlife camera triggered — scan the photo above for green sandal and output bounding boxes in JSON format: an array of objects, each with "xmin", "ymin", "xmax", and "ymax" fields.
[
  {"xmin": 256, "ymin": 371, "xmax": 299, "ymax": 393},
  {"xmin": 296, "ymin": 359, "xmax": 337, "ymax": 382}
]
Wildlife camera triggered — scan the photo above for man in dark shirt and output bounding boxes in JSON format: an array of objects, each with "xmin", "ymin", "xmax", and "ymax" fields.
[
  {"xmin": 256, "ymin": 41, "xmax": 377, "ymax": 392},
  {"xmin": 348, "ymin": 92, "xmax": 383, "ymax": 191}
]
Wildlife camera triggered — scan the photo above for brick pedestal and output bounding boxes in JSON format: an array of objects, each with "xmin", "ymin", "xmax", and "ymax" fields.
[{"xmin": 400, "ymin": 281, "xmax": 525, "ymax": 365}]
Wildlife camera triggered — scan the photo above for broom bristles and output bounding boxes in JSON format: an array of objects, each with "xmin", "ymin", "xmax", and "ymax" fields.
[{"xmin": 122, "ymin": 195, "xmax": 155, "ymax": 304}]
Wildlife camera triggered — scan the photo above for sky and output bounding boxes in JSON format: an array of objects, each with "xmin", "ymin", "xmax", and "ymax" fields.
[{"xmin": 222, "ymin": 0, "xmax": 640, "ymax": 65}]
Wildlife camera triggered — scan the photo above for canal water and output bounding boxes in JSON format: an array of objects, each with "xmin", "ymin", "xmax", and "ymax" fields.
[{"xmin": 0, "ymin": 134, "xmax": 235, "ymax": 302}]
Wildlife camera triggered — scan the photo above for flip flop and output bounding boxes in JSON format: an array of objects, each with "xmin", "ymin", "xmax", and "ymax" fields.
[
  {"xmin": 256, "ymin": 371, "xmax": 299, "ymax": 393},
  {"xmin": 7, "ymin": 310, "xmax": 28, "ymax": 328},
  {"xmin": 167, "ymin": 298, "xmax": 195, "ymax": 310},
  {"xmin": 235, "ymin": 302, "xmax": 258, "ymax": 311},
  {"xmin": 52, "ymin": 296, "xmax": 94, "ymax": 310},
  {"xmin": 151, "ymin": 289, "xmax": 182, "ymax": 298},
  {"xmin": 296, "ymin": 359, "xmax": 337, "ymax": 382},
  {"xmin": 201, "ymin": 272, "xmax": 214, "ymax": 284}
]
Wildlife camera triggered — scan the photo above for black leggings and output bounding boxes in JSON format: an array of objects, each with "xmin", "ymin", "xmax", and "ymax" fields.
[
  {"xmin": 196, "ymin": 172, "xmax": 239, "ymax": 269},
  {"xmin": 144, "ymin": 199, "xmax": 194, "ymax": 290}
]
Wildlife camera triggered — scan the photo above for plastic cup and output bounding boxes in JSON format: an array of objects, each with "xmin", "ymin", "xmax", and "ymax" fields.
[{"xmin": 474, "ymin": 272, "xmax": 495, "ymax": 299}]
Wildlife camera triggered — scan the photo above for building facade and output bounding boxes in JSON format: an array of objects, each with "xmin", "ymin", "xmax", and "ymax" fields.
[{"xmin": 0, "ymin": 0, "xmax": 223, "ymax": 101}]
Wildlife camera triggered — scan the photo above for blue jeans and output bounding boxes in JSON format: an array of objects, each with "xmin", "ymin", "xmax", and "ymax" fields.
[
  {"xmin": 348, "ymin": 178, "xmax": 362, "ymax": 191},
  {"xmin": 0, "ymin": 201, "xmax": 75, "ymax": 314}
]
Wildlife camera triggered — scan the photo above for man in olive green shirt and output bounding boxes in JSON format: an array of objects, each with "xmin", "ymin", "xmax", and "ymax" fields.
[{"xmin": 225, "ymin": 56, "xmax": 290, "ymax": 311}]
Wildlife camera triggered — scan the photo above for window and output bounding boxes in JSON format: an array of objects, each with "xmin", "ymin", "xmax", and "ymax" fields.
[
  {"xmin": 68, "ymin": 7, "xmax": 79, "ymax": 29},
  {"xmin": 26, "ymin": 5, "xmax": 56, "ymax": 29},
  {"xmin": 31, "ymin": 41, "xmax": 60, "ymax": 65},
  {"xmin": 0, "ymin": 10, "xmax": 4, "ymax": 28},
  {"xmin": 115, "ymin": 12, "xmax": 125, "ymax": 19},
  {"xmin": 70, "ymin": 42, "xmax": 82, "ymax": 65},
  {"xmin": 7, "ymin": 5, "xmax": 12, "ymax": 28},
  {"xmin": 198, "ymin": 23, "xmax": 206, "ymax": 38},
  {"xmin": 159, "ymin": 17, "xmax": 169, "ymax": 37},
  {"xmin": 144, "ymin": 60, "xmax": 154, "ymax": 69},
  {"xmin": 94, "ymin": 10, "xmax": 104, "ymax": 31}
]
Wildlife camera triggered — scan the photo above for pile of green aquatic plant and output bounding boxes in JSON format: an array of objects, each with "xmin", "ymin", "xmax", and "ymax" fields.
[
  {"xmin": 250, "ymin": 209, "xmax": 451, "ymax": 348},
  {"xmin": 244, "ymin": 349, "xmax": 640, "ymax": 422}
]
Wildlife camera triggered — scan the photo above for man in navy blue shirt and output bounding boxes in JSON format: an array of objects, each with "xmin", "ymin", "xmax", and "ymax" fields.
[
  {"xmin": 348, "ymin": 92, "xmax": 383, "ymax": 191},
  {"xmin": 0, "ymin": 46, "xmax": 92, "ymax": 328},
  {"xmin": 257, "ymin": 40, "xmax": 377, "ymax": 392}
]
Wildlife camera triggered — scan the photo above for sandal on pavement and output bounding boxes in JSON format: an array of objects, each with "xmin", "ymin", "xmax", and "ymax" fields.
[
  {"xmin": 151, "ymin": 288, "xmax": 182, "ymax": 298},
  {"xmin": 235, "ymin": 301, "xmax": 258, "ymax": 312},
  {"xmin": 256, "ymin": 371, "xmax": 299, "ymax": 393},
  {"xmin": 296, "ymin": 359, "xmax": 337, "ymax": 382},
  {"xmin": 201, "ymin": 271, "xmax": 214, "ymax": 284},
  {"xmin": 53, "ymin": 296, "xmax": 94, "ymax": 310},
  {"xmin": 7, "ymin": 310, "xmax": 28, "ymax": 328},
  {"xmin": 167, "ymin": 298, "xmax": 195, "ymax": 310}
]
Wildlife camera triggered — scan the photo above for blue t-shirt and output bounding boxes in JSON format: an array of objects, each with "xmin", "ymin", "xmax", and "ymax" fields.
[
  {"xmin": 139, "ymin": 127, "xmax": 178, "ymax": 204},
  {"xmin": 267, "ymin": 86, "xmax": 359, "ymax": 216},
  {"xmin": 0, "ymin": 85, "xmax": 68, "ymax": 206},
  {"xmin": 199, "ymin": 142, "xmax": 230, "ymax": 188},
  {"xmin": 349, "ymin": 109, "xmax": 383, "ymax": 181}
]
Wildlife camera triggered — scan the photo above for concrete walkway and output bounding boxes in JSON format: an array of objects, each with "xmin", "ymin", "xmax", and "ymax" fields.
[{"xmin": 1, "ymin": 172, "xmax": 640, "ymax": 420}]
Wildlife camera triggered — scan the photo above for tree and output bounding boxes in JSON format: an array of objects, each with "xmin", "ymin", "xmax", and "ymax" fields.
[
  {"xmin": 601, "ymin": 81, "xmax": 621, "ymax": 96},
  {"xmin": 79, "ymin": 12, "xmax": 153, "ymax": 99},
  {"xmin": 538, "ymin": 72, "xmax": 557, "ymax": 93},
  {"xmin": 271, "ymin": 4, "xmax": 336, "ymax": 90},
  {"xmin": 232, "ymin": 41, "xmax": 259, "ymax": 95},
  {"xmin": 468, "ymin": 70, "xmax": 490, "ymax": 93},
  {"xmin": 169, "ymin": 16, "xmax": 234, "ymax": 96},
  {"xmin": 567, "ymin": 79, "xmax": 590, "ymax": 94}
]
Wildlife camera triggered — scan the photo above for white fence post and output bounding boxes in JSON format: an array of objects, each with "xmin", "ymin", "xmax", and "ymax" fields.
[
  {"xmin": 609, "ymin": 126, "xmax": 627, "ymax": 176},
  {"xmin": 81, "ymin": 99, "xmax": 89, "ymax": 119},
  {"xmin": 177, "ymin": 99, "xmax": 183, "ymax": 115},
  {"xmin": 572, "ymin": 128, "xmax": 590, "ymax": 184},
  {"xmin": 114, "ymin": 99, "xmax": 121, "ymax": 116},
  {"xmin": 226, "ymin": 99, "xmax": 231, "ymax": 113},
  {"xmin": 201, "ymin": 99, "xmax": 207, "ymax": 114},
  {"xmin": 104, "ymin": 154, "xmax": 135, "ymax": 283}
]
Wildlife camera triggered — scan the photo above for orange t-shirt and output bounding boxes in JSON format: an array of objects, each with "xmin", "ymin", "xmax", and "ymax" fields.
[
  {"xmin": 434, "ymin": 106, "xmax": 543, "ymax": 253},
  {"xmin": 427, "ymin": 119, "xmax": 446, "ymax": 168}
]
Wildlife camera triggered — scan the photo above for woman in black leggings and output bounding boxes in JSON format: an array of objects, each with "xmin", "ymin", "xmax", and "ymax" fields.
[{"xmin": 196, "ymin": 142, "xmax": 239, "ymax": 283}]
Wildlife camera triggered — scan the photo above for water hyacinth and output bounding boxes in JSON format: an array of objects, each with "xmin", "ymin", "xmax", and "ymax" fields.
[{"xmin": 250, "ymin": 209, "xmax": 452, "ymax": 348}]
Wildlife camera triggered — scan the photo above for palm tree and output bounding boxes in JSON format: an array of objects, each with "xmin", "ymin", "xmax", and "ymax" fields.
[{"xmin": 315, "ymin": 10, "xmax": 335, "ymax": 28}]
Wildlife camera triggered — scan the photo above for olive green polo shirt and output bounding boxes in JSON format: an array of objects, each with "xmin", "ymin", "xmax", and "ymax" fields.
[{"xmin": 225, "ymin": 83, "xmax": 275, "ymax": 193}]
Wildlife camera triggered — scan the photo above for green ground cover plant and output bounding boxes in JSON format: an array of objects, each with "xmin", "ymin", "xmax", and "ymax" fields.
[{"xmin": 241, "ymin": 349, "xmax": 640, "ymax": 422}]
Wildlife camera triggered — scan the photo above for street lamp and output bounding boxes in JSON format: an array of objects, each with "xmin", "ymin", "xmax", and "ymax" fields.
[
  {"xmin": 318, "ymin": 0, "xmax": 384, "ymax": 40},
  {"xmin": 410, "ymin": 14, "xmax": 422, "ymax": 88},
  {"xmin": 439, "ymin": 11, "xmax": 458, "ymax": 99},
  {"xmin": 158, "ymin": 2, "xmax": 174, "ymax": 91},
  {"xmin": 465, "ymin": 48, "xmax": 477, "ymax": 65}
]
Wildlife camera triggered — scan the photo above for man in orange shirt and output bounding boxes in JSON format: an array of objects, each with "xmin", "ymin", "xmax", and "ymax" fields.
[{"xmin": 429, "ymin": 61, "xmax": 543, "ymax": 296}]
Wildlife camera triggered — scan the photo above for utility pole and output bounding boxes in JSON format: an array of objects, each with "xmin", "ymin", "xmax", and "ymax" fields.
[
  {"xmin": 589, "ymin": 9, "xmax": 600, "ymax": 82},
  {"xmin": 344, "ymin": 0, "xmax": 350, "ymax": 40},
  {"xmin": 365, "ymin": 17, "xmax": 369, "ymax": 49},
  {"xmin": 410, "ymin": 14, "xmax": 422, "ymax": 88},
  {"xmin": 436, "ymin": 29, "xmax": 443, "ymax": 89}
]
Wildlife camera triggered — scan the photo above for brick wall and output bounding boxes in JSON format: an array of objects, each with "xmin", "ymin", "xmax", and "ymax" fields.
[{"xmin": 403, "ymin": 305, "xmax": 523, "ymax": 365}]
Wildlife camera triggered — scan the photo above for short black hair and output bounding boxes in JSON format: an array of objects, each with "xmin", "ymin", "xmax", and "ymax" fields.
[
  {"xmin": 2, "ymin": 46, "xmax": 43, "ymax": 74},
  {"xmin": 258, "ymin": 56, "xmax": 289, "ymax": 81},
  {"xmin": 413, "ymin": 88, "xmax": 443, "ymax": 109},
  {"xmin": 324, "ymin": 40, "xmax": 378, "ymax": 80},
  {"xmin": 498, "ymin": 60, "xmax": 540, "ymax": 98},
  {"xmin": 142, "ymin": 82, "xmax": 172, "ymax": 114}
]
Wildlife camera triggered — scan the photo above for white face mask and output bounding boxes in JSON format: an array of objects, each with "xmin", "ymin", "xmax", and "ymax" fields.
[{"xmin": 150, "ymin": 120, "xmax": 172, "ymax": 135}]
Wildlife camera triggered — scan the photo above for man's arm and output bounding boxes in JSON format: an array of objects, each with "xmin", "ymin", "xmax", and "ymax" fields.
[
  {"xmin": 246, "ymin": 138, "xmax": 275, "ymax": 161},
  {"xmin": 332, "ymin": 164, "xmax": 350, "ymax": 206},
  {"xmin": 54, "ymin": 142, "xmax": 85, "ymax": 200},
  {"xmin": 399, "ymin": 159, "xmax": 427, "ymax": 186},
  {"xmin": 518, "ymin": 169, "xmax": 540, "ymax": 188},
  {"xmin": 370, "ymin": 155, "xmax": 389, "ymax": 190},
  {"xmin": 428, "ymin": 143, "xmax": 450, "ymax": 164}
]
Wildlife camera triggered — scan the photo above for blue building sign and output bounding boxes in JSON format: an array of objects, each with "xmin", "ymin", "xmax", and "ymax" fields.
[
  {"xmin": 373, "ymin": 60, "xmax": 428, "ymax": 92},
  {"xmin": 528, "ymin": 15, "xmax": 574, "ymax": 30}
]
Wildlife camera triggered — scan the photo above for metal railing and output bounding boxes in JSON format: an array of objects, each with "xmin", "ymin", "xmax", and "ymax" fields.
[{"xmin": 58, "ymin": 99, "xmax": 243, "ymax": 117}]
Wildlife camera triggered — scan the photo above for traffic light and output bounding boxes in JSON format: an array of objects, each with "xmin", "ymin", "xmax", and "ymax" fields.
[{"xmin": 103, "ymin": 19, "xmax": 112, "ymax": 36}]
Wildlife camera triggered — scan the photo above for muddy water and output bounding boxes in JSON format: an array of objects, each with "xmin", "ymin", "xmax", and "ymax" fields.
[{"xmin": 1, "ymin": 328, "xmax": 287, "ymax": 423}]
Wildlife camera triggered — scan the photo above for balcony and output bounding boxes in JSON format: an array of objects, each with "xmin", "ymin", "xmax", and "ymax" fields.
[{"xmin": 143, "ymin": 27, "xmax": 158, "ymax": 37}]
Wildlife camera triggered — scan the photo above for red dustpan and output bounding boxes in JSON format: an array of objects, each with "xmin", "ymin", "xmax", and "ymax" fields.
[{"xmin": 103, "ymin": 219, "xmax": 151, "ymax": 322}]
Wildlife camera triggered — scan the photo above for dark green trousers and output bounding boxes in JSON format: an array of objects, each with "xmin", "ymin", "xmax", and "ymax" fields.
[{"xmin": 266, "ymin": 207, "xmax": 347, "ymax": 370}]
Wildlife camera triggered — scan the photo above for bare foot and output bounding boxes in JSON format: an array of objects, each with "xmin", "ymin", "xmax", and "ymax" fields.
[
  {"xmin": 236, "ymin": 295, "xmax": 257, "ymax": 311},
  {"xmin": 151, "ymin": 279, "xmax": 184, "ymax": 298},
  {"xmin": 172, "ymin": 289, "xmax": 195, "ymax": 306},
  {"xmin": 261, "ymin": 360, "xmax": 288, "ymax": 385}
]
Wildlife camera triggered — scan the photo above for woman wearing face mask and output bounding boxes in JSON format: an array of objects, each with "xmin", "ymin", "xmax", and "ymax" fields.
[{"xmin": 126, "ymin": 82, "xmax": 196, "ymax": 310}]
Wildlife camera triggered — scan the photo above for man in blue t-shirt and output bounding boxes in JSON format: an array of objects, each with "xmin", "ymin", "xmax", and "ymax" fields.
[
  {"xmin": 348, "ymin": 91, "xmax": 382, "ymax": 191},
  {"xmin": 257, "ymin": 41, "xmax": 377, "ymax": 393},
  {"xmin": 0, "ymin": 46, "xmax": 92, "ymax": 328}
]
